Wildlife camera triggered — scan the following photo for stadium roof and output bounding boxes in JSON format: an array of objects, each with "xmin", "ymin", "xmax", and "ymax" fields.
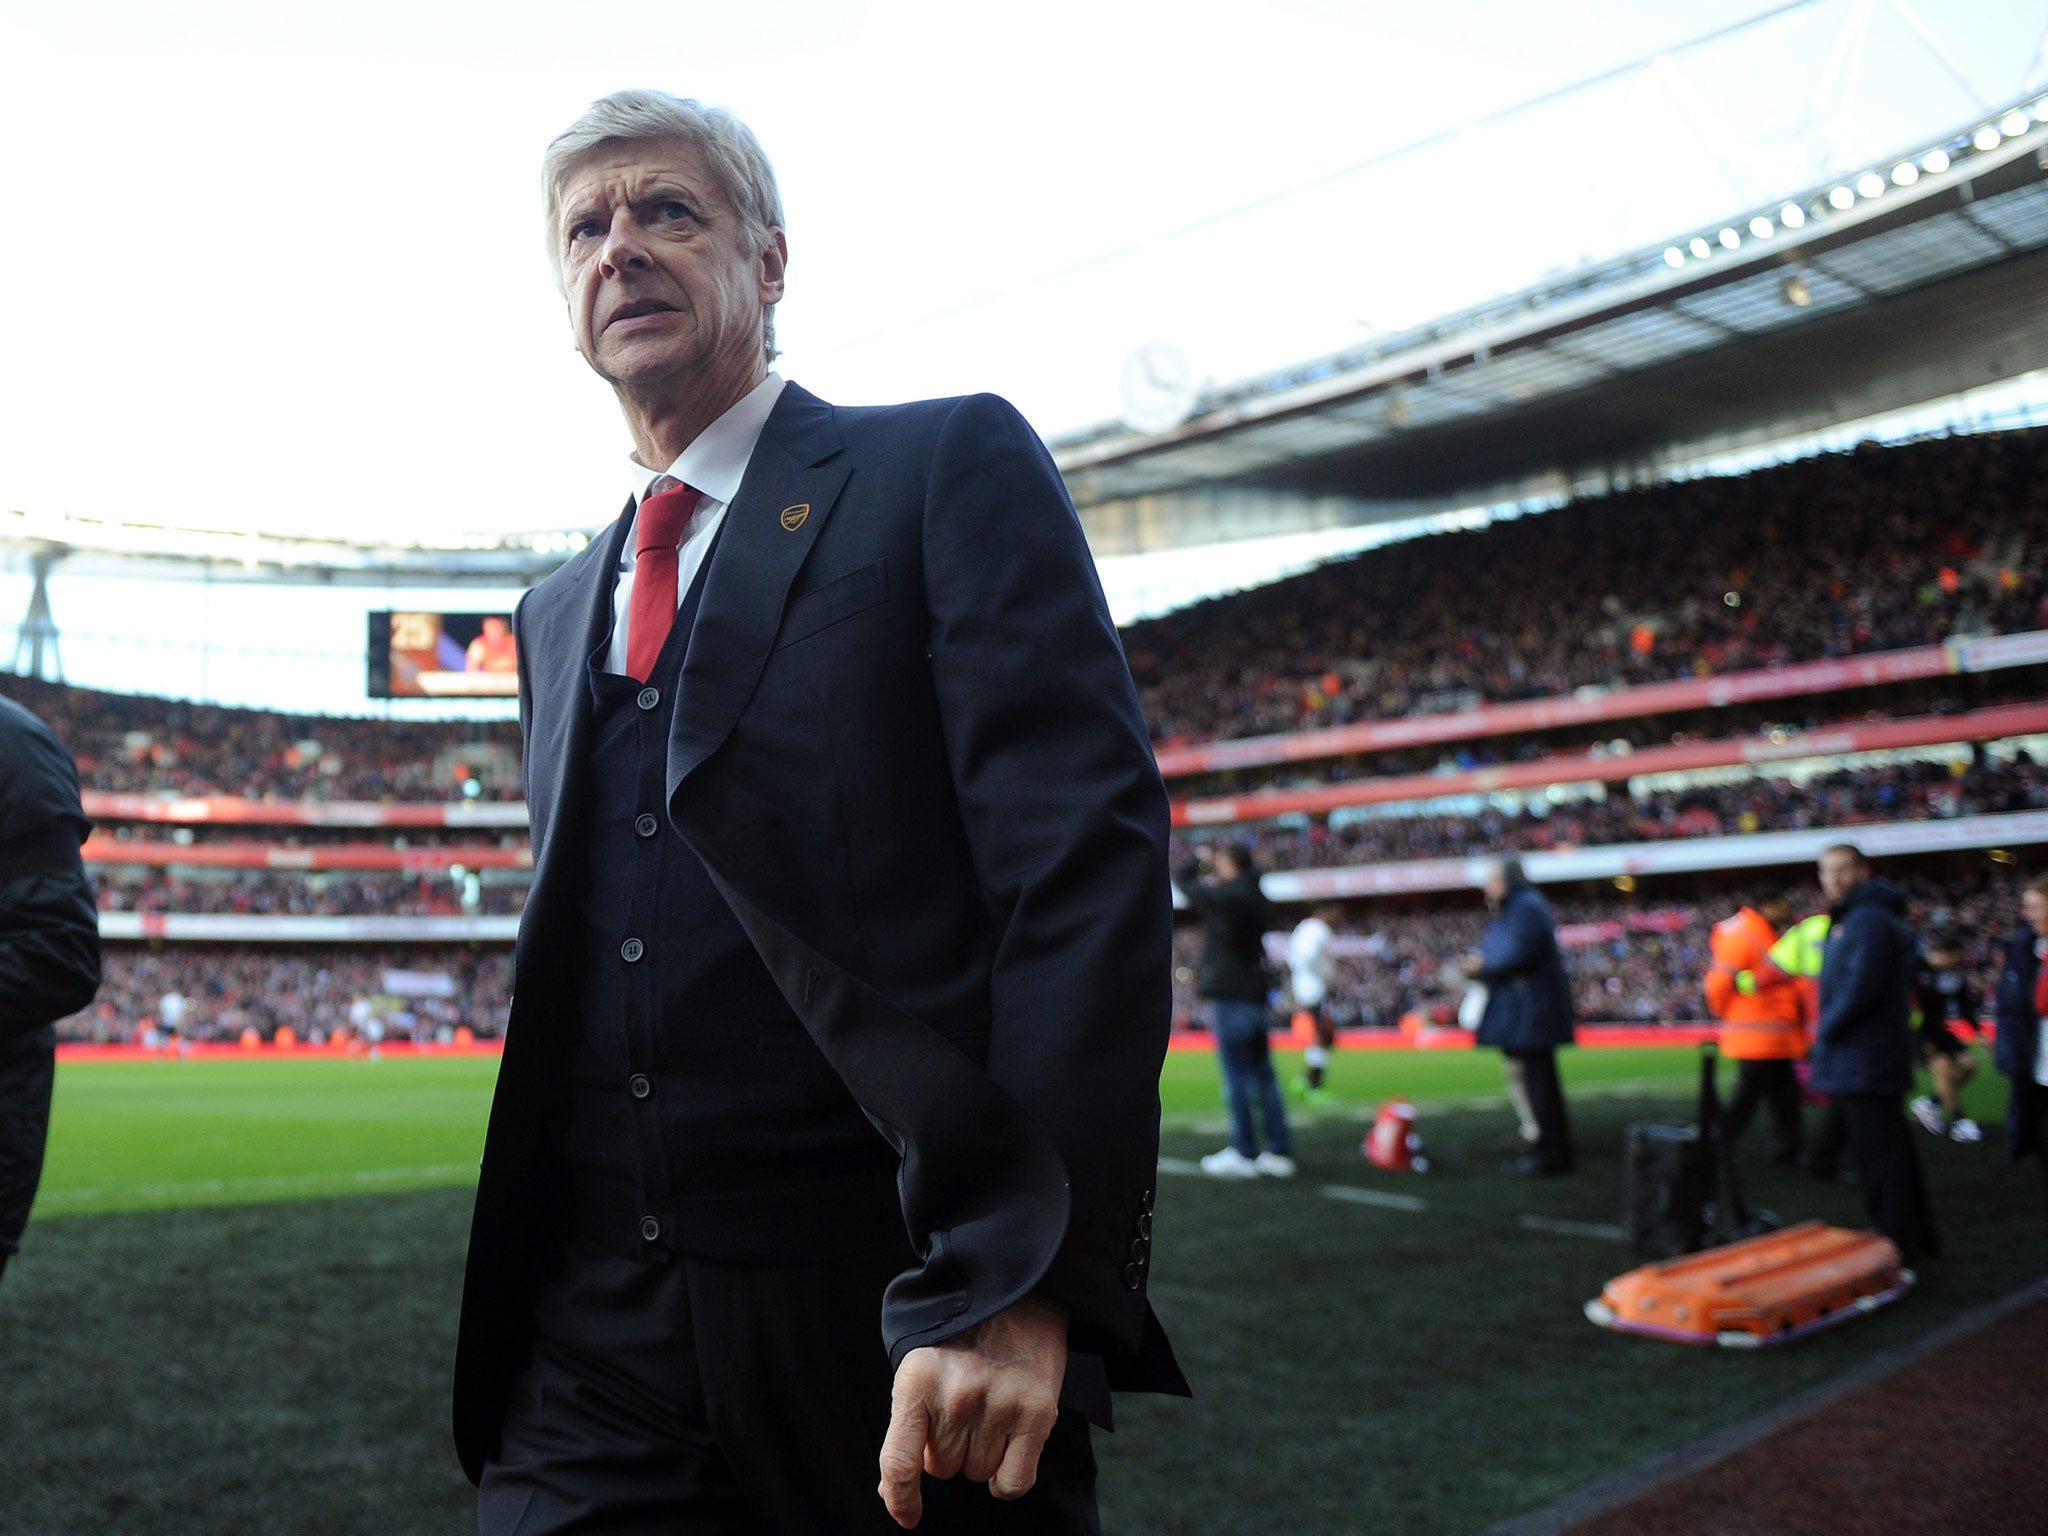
[
  {"xmin": 12, "ymin": 93, "xmax": 2048, "ymax": 586},
  {"xmin": 1056, "ymin": 90, "xmax": 2048, "ymax": 554}
]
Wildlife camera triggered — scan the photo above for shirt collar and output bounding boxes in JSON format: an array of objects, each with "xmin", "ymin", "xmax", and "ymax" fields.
[{"xmin": 628, "ymin": 372, "xmax": 787, "ymax": 508}]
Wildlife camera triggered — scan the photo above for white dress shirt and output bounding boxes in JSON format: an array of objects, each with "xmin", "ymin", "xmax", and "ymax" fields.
[{"xmin": 602, "ymin": 372, "xmax": 788, "ymax": 676}]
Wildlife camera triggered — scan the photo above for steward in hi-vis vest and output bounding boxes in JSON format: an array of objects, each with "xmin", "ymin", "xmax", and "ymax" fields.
[{"xmin": 1705, "ymin": 888, "xmax": 1809, "ymax": 1164}]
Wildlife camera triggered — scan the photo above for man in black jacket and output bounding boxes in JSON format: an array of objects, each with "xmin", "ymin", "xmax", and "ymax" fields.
[
  {"xmin": 0, "ymin": 693, "xmax": 102, "ymax": 1284},
  {"xmin": 1175, "ymin": 843, "xmax": 1294, "ymax": 1179},
  {"xmin": 1463, "ymin": 859, "xmax": 1576, "ymax": 1176},
  {"xmin": 1812, "ymin": 844, "xmax": 1939, "ymax": 1263}
]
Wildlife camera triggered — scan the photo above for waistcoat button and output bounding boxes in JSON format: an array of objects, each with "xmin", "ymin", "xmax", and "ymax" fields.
[
  {"xmin": 621, "ymin": 938, "xmax": 644, "ymax": 963},
  {"xmin": 637, "ymin": 686, "xmax": 660, "ymax": 711},
  {"xmin": 634, "ymin": 813, "xmax": 660, "ymax": 838}
]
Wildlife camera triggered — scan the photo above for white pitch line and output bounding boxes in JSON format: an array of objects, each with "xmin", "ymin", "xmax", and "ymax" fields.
[
  {"xmin": 1154, "ymin": 1156, "xmax": 1205, "ymax": 1176},
  {"xmin": 1321, "ymin": 1184, "xmax": 1427, "ymax": 1213},
  {"xmin": 1518, "ymin": 1214, "xmax": 1630, "ymax": 1242},
  {"xmin": 37, "ymin": 1162, "xmax": 479, "ymax": 1211}
]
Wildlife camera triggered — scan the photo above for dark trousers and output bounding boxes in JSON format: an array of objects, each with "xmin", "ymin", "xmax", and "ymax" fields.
[
  {"xmin": 1807, "ymin": 1098, "xmax": 1848, "ymax": 1177},
  {"xmin": 1505, "ymin": 1049, "xmax": 1573, "ymax": 1171},
  {"xmin": 1836, "ymin": 1094, "xmax": 1941, "ymax": 1264},
  {"xmin": 1720, "ymin": 1058, "xmax": 1804, "ymax": 1161},
  {"xmin": 478, "ymin": 1236, "xmax": 1100, "ymax": 1536}
]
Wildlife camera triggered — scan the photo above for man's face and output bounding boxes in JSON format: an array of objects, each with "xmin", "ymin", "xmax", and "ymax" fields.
[
  {"xmin": 1818, "ymin": 850, "xmax": 1865, "ymax": 904},
  {"xmin": 1761, "ymin": 898, "xmax": 1793, "ymax": 930},
  {"xmin": 555, "ymin": 140, "xmax": 786, "ymax": 398},
  {"xmin": 2023, "ymin": 888, "xmax": 2048, "ymax": 939},
  {"xmin": 1480, "ymin": 866, "xmax": 1508, "ymax": 907}
]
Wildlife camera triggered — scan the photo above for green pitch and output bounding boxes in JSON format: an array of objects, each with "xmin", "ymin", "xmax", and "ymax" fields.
[
  {"xmin": 32, "ymin": 1046, "xmax": 1702, "ymax": 1218},
  {"xmin": 8, "ymin": 1045, "xmax": 2036, "ymax": 1536}
]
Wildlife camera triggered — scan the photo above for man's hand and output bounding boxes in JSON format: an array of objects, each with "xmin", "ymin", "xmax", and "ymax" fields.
[{"xmin": 876, "ymin": 1294, "xmax": 1069, "ymax": 1529}]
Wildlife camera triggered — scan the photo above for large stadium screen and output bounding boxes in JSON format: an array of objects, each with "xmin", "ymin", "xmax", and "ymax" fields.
[{"xmin": 367, "ymin": 610, "xmax": 519, "ymax": 698}]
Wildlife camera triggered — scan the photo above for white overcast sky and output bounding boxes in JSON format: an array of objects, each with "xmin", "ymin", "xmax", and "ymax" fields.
[
  {"xmin": 2, "ymin": 0, "xmax": 2046, "ymax": 710},
  {"xmin": 4, "ymin": 0, "xmax": 2045, "ymax": 544}
]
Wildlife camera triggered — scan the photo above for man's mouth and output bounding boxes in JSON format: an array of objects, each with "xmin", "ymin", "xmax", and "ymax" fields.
[{"xmin": 606, "ymin": 299, "xmax": 679, "ymax": 329}]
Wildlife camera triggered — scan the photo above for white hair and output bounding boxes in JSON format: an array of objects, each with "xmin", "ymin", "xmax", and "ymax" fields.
[{"xmin": 542, "ymin": 90, "xmax": 785, "ymax": 361}]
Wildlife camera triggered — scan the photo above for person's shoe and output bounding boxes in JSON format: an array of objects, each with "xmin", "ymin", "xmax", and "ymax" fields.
[
  {"xmin": 1301, "ymin": 1086, "xmax": 1337, "ymax": 1109},
  {"xmin": 1199, "ymin": 1147, "xmax": 1261, "ymax": 1179},
  {"xmin": 1255, "ymin": 1151, "xmax": 1298, "ymax": 1178},
  {"xmin": 1949, "ymin": 1117, "xmax": 1983, "ymax": 1144},
  {"xmin": 1910, "ymin": 1096, "xmax": 1948, "ymax": 1136},
  {"xmin": 1287, "ymin": 1074, "xmax": 1312, "ymax": 1100}
]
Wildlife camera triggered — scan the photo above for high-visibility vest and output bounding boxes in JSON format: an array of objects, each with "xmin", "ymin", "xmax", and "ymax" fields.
[
  {"xmin": 1762, "ymin": 912, "xmax": 1831, "ymax": 1031},
  {"xmin": 1705, "ymin": 907, "xmax": 1809, "ymax": 1059}
]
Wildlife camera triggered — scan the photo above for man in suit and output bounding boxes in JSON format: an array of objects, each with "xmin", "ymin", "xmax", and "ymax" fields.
[
  {"xmin": 455, "ymin": 91, "xmax": 1184, "ymax": 1535},
  {"xmin": 0, "ymin": 694, "xmax": 102, "ymax": 1285}
]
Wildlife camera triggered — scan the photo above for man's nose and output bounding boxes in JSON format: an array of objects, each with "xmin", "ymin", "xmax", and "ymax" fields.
[{"xmin": 598, "ymin": 210, "xmax": 652, "ymax": 276}]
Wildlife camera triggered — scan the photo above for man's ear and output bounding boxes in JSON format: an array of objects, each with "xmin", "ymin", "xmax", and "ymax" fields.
[{"xmin": 759, "ymin": 228, "xmax": 789, "ymax": 305}]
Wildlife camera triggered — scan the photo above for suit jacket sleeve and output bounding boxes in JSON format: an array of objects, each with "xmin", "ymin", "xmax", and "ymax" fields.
[
  {"xmin": 919, "ymin": 393, "xmax": 1172, "ymax": 1354},
  {"xmin": 0, "ymin": 715, "xmax": 101, "ymax": 1036}
]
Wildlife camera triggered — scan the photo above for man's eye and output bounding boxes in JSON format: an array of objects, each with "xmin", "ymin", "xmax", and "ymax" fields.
[
  {"xmin": 657, "ymin": 202, "xmax": 691, "ymax": 223},
  {"xmin": 567, "ymin": 219, "xmax": 602, "ymax": 242}
]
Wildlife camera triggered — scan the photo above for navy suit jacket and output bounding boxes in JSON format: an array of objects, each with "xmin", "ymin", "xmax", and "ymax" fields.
[{"xmin": 453, "ymin": 383, "xmax": 1184, "ymax": 1480}]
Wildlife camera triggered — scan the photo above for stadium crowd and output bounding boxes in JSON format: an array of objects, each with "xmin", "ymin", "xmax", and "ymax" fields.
[
  {"xmin": 92, "ymin": 869, "xmax": 528, "ymax": 918},
  {"xmin": 57, "ymin": 946, "xmax": 514, "ymax": 1044},
  {"xmin": 0, "ymin": 675, "xmax": 523, "ymax": 803},
  {"xmin": 1175, "ymin": 747, "xmax": 2048, "ymax": 872},
  {"xmin": 1170, "ymin": 868, "xmax": 2029, "ymax": 1031},
  {"xmin": 1127, "ymin": 432, "xmax": 2047, "ymax": 746}
]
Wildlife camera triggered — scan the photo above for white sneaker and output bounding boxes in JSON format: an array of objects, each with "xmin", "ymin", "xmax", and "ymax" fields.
[
  {"xmin": 1199, "ymin": 1147, "xmax": 1261, "ymax": 1179},
  {"xmin": 1950, "ymin": 1117, "xmax": 1984, "ymax": 1144},
  {"xmin": 1255, "ymin": 1151, "xmax": 1298, "ymax": 1179},
  {"xmin": 1910, "ymin": 1096, "xmax": 1948, "ymax": 1136}
]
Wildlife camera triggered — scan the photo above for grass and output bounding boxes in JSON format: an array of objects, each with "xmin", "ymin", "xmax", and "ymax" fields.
[{"xmin": 2, "ymin": 1045, "xmax": 2038, "ymax": 1535}]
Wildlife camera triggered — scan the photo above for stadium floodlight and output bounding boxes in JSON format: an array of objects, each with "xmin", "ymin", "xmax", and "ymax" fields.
[
  {"xmin": 2035, "ymin": 97, "xmax": 2048, "ymax": 122},
  {"xmin": 1890, "ymin": 162, "xmax": 1918, "ymax": 187},
  {"xmin": 1828, "ymin": 185, "xmax": 1855, "ymax": 210},
  {"xmin": 1781, "ymin": 271, "xmax": 1812, "ymax": 308},
  {"xmin": 1923, "ymin": 148, "xmax": 1951, "ymax": 174},
  {"xmin": 1856, "ymin": 171, "xmax": 1885, "ymax": 198},
  {"xmin": 1779, "ymin": 202, "xmax": 1806, "ymax": 229},
  {"xmin": 2001, "ymin": 110, "xmax": 2031, "ymax": 137},
  {"xmin": 1718, "ymin": 226, "xmax": 1740, "ymax": 250},
  {"xmin": 1748, "ymin": 215, "xmax": 1773, "ymax": 239},
  {"xmin": 1689, "ymin": 236, "xmax": 1712, "ymax": 259},
  {"xmin": 1663, "ymin": 246, "xmax": 1685, "ymax": 268},
  {"xmin": 1975, "ymin": 124, "xmax": 2002, "ymax": 151}
]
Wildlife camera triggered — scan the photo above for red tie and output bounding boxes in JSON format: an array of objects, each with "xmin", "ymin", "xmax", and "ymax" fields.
[{"xmin": 627, "ymin": 482, "xmax": 704, "ymax": 682}]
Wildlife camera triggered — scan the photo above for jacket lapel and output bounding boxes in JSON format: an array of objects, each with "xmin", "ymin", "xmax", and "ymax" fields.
[
  {"xmin": 667, "ymin": 383, "xmax": 851, "ymax": 798},
  {"xmin": 522, "ymin": 503, "xmax": 633, "ymax": 933}
]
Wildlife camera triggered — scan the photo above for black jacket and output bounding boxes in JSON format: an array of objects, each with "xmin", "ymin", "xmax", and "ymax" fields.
[
  {"xmin": 1174, "ymin": 861, "xmax": 1273, "ymax": 1002},
  {"xmin": 1812, "ymin": 878, "xmax": 1916, "ymax": 1097},
  {"xmin": 0, "ymin": 695, "xmax": 100, "ymax": 1038},
  {"xmin": 1993, "ymin": 928, "xmax": 2043, "ymax": 1160},
  {"xmin": 0, "ymin": 694, "xmax": 101, "ymax": 1253},
  {"xmin": 456, "ymin": 386, "xmax": 1184, "ymax": 1481},
  {"xmin": 1474, "ymin": 883, "xmax": 1576, "ymax": 1051}
]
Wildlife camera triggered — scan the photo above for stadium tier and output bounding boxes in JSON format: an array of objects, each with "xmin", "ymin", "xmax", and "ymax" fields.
[
  {"xmin": 12, "ymin": 428, "xmax": 2047, "ymax": 1044},
  {"xmin": 1125, "ymin": 431, "xmax": 2045, "ymax": 747}
]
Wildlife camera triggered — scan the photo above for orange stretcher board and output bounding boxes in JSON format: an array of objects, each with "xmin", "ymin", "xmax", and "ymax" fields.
[{"xmin": 1584, "ymin": 1221, "xmax": 1913, "ymax": 1349}]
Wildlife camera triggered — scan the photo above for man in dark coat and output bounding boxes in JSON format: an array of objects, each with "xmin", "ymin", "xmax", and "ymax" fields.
[
  {"xmin": 1465, "ymin": 859, "xmax": 1575, "ymax": 1175},
  {"xmin": 457, "ymin": 91, "xmax": 1182, "ymax": 1535},
  {"xmin": 0, "ymin": 693, "xmax": 102, "ymax": 1284},
  {"xmin": 1174, "ymin": 843, "xmax": 1294, "ymax": 1179},
  {"xmin": 1811, "ymin": 844, "xmax": 1939, "ymax": 1263},
  {"xmin": 1992, "ymin": 872, "xmax": 2048, "ymax": 1217}
]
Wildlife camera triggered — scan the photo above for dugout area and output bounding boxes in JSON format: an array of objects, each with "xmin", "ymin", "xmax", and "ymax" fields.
[{"xmin": 0, "ymin": 1045, "xmax": 2040, "ymax": 1535}]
